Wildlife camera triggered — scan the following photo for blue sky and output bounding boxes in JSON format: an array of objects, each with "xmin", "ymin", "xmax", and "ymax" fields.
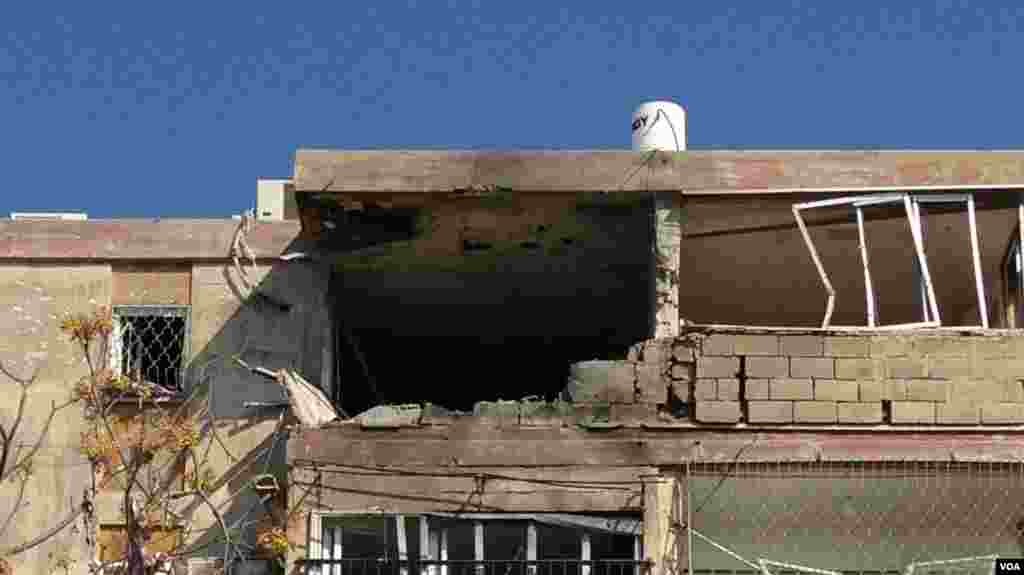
[{"xmin": 2, "ymin": 2, "xmax": 1023, "ymax": 217}]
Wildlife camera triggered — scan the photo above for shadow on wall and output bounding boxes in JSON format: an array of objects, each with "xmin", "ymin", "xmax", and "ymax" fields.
[{"xmin": 177, "ymin": 237, "xmax": 329, "ymax": 565}]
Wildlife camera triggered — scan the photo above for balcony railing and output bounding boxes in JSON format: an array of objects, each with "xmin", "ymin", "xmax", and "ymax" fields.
[{"xmin": 301, "ymin": 558, "xmax": 651, "ymax": 575}]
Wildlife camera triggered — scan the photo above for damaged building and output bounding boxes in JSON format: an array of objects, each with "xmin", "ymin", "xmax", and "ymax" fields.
[{"xmin": 9, "ymin": 144, "xmax": 1024, "ymax": 575}]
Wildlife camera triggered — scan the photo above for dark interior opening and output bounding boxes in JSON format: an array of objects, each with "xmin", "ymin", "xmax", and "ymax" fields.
[
  {"xmin": 117, "ymin": 314, "xmax": 187, "ymax": 391},
  {"xmin": 337, "ymin": 330, "xmax": 633, "ymax": 415}
]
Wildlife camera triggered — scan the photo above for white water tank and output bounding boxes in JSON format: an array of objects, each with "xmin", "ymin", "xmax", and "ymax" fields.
[{"xmin": 631, "ymin": 101, "xmax": 687, "ymax": 152}]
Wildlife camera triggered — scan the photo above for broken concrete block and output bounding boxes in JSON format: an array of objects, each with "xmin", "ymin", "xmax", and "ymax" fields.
[
  {"xmin": 672, "ymin": 343, "xmax": 695, "ymax": 362},
  {"xmin": 473, "ymin": 400, "xmax": 522, "ymax": 426},
  {"xmin": 670, "ymin": 363, "xmax": 692, "ymax": 381},
  {"xmin": 637, "ymin": 340, "xmax": 672, "ymax": 365},
  {"xmin": 519, "ymin": 400, "xmax": 572, "ymax": 427},
  {"xmin": 635, "ymin": 363, "xmax": 667, "ymax": 404},
  {"xmin": 566, "ymin": 361, "xmax": 636, "ymax": 404},
  {"xmin": 611, "ymin": 403, "xmax": 658, "ymax": 424},
  {"xmin": 357, "ymin": 404, "xmax": 423, "ymax": 428}
]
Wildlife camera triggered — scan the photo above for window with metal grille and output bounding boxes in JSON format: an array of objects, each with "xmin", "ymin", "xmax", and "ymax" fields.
[{"xmin": 109, "ymin": 305, "xmax": 190, "ymax": 393}]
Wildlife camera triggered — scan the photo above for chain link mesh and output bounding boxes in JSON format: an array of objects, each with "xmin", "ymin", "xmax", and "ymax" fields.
[
  {"xmin": 685, "ymin": 460, "xmax": 1022, "ymax": 575},
  {"xmin": 111, "ymin": 305, "xmax": 189, "ymax": 391}
]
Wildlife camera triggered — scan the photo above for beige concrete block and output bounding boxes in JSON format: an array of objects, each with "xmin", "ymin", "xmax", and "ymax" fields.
[
  {"xmin": 838, "ymin": 402, "xmax": 883, "ymax": 424},
  {"xmin": 892, "ymin": 402, "xmax": 936, "ymax": 424},
  {"xmin": 928, "ymin": 356, "xmax": 970, "ymax": 379},
  {"xmin": 954, "ymin": 379, "xmax": 1009, "ymax": 403},
  {"xmin": 814, "ymin": 380, "xmax": 858, "ymax": 402},
  {"xmin": 790, "ymin": 357, "xmax": 834, "ymax": 379},
  {"xmin": 914, "ymin": 336, "xmax": 968, "ymax": 357},
  {"xmin": 696, "ymin": 400, "xmax": 742, "ymax": 423},
  {"xmin": 886, "ymin": 357, "xmax": 927, "ymax": 379},
  {"xmin": 780, "ymin": 335, "xmax": 823, "ymax": 357},
  {"xmin": 824, "ymin": 336, "xmax": 870, "ymax": 358},
  {"xmin": 981, "ymin": 403, "xmax": 1024, "ymax": 424},
  {"xmin": 748, "ymin": 401, "xmax": 794, "ymax": 423},
  {"xmin": 771, "ymin": 378, "xmax": 813, "ymax": 400},
  {"xmin": 975, "ymin": 357, "xmax": 1024, "ymax": 381},
  {"xmin": 697, "ymin": 356, "xmax": 740, "ymax": 379},
  {"xmin": 745, "ymin": 378, "xmax": 770, "ymax": 400},
  {"xmin": 870, "ymin": 336, "xmax": 913, "ymax": 357},
  {"xmin": 694, "ymin": 379, "xmax": 717, "ymax": 400},
  {"xmin": 701, "ymin": 334, "xmax": 735, "ymax": 356},
  {"xmin": 835, "ymin": 358, "xmax": 881, "ymax": 380},
  {"xmin": 746, "ymin": 356, "xmax": 788, "ymax": 378},
  {"xmin": 670, "ymin": 363, "xmax": 692, "ymax": 381},
  {"xmin": 672, "ymin": 343, "xmax": 695, "ymax": 362},
  {"xmin": 717, "ymin": 378, "xmax": 740, "ymax": 400},
  {"xmin": 636, "ymin": 363, "xmax": 666, "ymax": 404},
  {"xmin": 971, "ymin": 337, "xmax": 1014, "ymax": 359},
  {"xmin": 794, "ymin": 401, "xmax": 837, "ymax": 423},
  {"xmin": 937, "ymin": 402, "xmax": 981, "ymax": 425},
  {"xmin": 733, "ymin": 335, "xmax": 779, "ymax": 356},
  {"xmin": 1004, "ymin": 380, "xmax": 1024, "ymax": 403},
  {"xmin": 859, "ymin": 380, "xmax": 907, "ymax": 402},
  {"xmin": 906, "ymin": 379, "xmax": 948, "ymax": 402}
]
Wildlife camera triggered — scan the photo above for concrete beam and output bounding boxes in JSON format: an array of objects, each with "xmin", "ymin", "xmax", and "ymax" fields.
[
  {"xmin": 294, "ymin": 150, "xmax": 1024, "ymax": 194},
  {"xmin": 0, "ymin": 219, "xmax": 304, "ymax": 260}
]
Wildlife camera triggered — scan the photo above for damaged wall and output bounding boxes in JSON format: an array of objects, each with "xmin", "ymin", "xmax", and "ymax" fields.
[
  {"xmin": 318, "ymin": 193, "xmax": 654, "ymax": 412},
  {"xmin": 632, "ymin": 328, "xmax": 1024, "ymax": 426}
]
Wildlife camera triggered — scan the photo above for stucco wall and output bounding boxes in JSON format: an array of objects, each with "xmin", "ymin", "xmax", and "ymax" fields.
[
  {"xmin": 0, "ymin": 264, "xmax": 111, "ymax": 575},
  {"xmin": 0, "ymin": 257, "xmax": 328, "ymax": 575}
]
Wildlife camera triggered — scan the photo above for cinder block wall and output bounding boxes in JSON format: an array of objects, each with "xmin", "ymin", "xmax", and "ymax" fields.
[
  {"xmin": 569, "ymin": 329, "xmax": 1024, "ymax": 426},
  {"xmin": 658, "ymin": 329, "xmax": 1024, "ymax": 425}
]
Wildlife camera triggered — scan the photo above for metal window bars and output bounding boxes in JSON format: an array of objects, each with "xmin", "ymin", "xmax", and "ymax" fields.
[
  {"xmin": 298, "ymin": 558, "xmax": 651, "ymax": 575},
  {"xmin": 792, "ymin": 193, "xmax": 993, "ymax": 329},
  {"xmin": 109, "ymin": 305, "xmax": 191, "ymax": 392}
]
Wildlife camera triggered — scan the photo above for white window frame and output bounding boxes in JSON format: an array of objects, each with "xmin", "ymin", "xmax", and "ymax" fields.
[{"xmin": 792, "ymin": 192, "xmax": 988, "ymax": 329}]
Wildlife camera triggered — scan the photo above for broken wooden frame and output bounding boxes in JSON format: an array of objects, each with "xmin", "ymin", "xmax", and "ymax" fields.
[{"xmin": 792, "ymin": 192, "xmax": 991, "ymax": 329}]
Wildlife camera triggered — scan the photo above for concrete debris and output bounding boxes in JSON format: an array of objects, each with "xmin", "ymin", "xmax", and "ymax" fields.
[
  {"xmin": 356, "ymin": 404, "xmax": 422, "ymax": 428},
  {"xmin": 564, "ymin": 360, "xmax": 637, "ymax": 404}
]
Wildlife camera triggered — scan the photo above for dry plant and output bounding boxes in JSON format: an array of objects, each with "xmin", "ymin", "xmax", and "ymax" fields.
[{"xmin": 1, "ymin": 306, "xmax": 300, "ymax": 575}]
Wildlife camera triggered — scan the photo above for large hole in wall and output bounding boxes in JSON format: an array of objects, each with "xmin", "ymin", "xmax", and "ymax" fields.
[
  {"xmin": 337, "ymin": 331, "xmax": 633, "ymax": 414},
  {"xmin": 315, "ymin": 196, "xmax": 655, "ymax": 415}
]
